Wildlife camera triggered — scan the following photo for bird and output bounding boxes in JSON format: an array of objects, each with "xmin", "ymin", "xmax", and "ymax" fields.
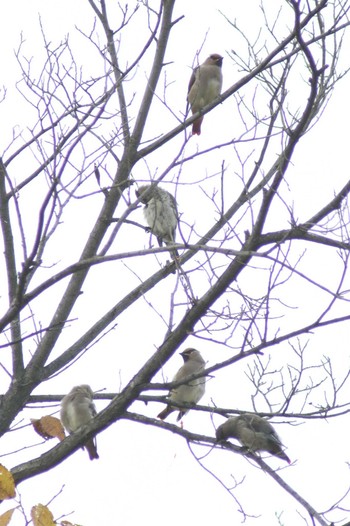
[
  {"xmin": 136, "ymin": 185, "xmax": 178, "ymax": 254},
  {"xmin": 157, "ymin": 348, "xmax": 206, "ymax": 421},
  {"xmin": 216, "ymin": 413, "xmax": 290, "ymax": 464},
  {"xmin": 60, "ymin": 384, "xmax": 99, "ymax": 460},
  {"xmin": 187, "ymin": 53, "xmax": 223, "ymax": 135}
]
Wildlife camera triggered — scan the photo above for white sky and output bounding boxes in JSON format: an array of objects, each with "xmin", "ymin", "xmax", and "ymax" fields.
[{"xmin": 1, "ymin": 1, "xmax": 350, "ymax": 525}]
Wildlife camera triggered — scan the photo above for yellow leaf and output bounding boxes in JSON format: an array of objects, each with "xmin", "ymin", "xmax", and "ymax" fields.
[
  {"xmin": 31, "ymin": 504, "xmax": 56, "ymax": 526},
  {"xmin": 0, "ymin": 465, "xmax": 15, "ymax": 500},
  {"xmin": 0, "ymin": 508, "xmax": 15, "ymax": 526},
  {"xmin": 31, "ymin": 416, "xmax": 66, "ymax": 442}
]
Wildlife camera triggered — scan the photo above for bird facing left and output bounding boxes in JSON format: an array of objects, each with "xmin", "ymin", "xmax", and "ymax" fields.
[
  {"xmin": 216, "ymin": 413, "xmax": 290, "ymax": 464},
  {"xmin": 136, "ymin": 184, "xmax": 178, "ymax": 253}
]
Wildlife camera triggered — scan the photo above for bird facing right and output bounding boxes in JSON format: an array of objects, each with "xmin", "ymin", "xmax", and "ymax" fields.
[
  {"xmin": 216, "ymin": 413, "xmax": 290, "ymax": 464},
  {"xmin": 157, "ymin": 348, "xmax": 206, "ymax": 421},
  {"xmin": 60, "ymin": 384, "xmax": 99, "ymax": 460},
  {"xmin": 187, "ymin": 53, "xmax": 223, "ymax": 135}
]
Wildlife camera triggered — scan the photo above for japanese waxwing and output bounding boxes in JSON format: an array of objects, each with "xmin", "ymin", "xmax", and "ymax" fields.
[
  {"xmin": 136, "ymin": 185, "xmax": 178, "ymax": 255},
  {"xmin": 157, "ymin": 348, "xmax": 206, "ymax": 421},
  {"xmin": 60, "ymin": 384, "xmax": 99, "ymax": 460},
  {"xmin": 187, "ymin": 53, "xmax": 223, "ymax": 135},
  {"xmin": 216, "ymin": 413, "xmax": 290, "ymax": 464}
]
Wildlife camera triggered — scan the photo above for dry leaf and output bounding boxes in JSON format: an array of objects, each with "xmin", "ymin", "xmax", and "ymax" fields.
[
  {"xmin": 0, "ymin": 508, "xmax": 15, "ymax": 526},
  {"xmin": 0, "ymin": 465, "xmax": 15, "ymax": 500},
  {"xmin": 31, "ymin": 416, "xmax": 66, "ymax": 441},
  {"xmin": 31, "ymin": 504, "xmax": 56, "ymax": 526}
]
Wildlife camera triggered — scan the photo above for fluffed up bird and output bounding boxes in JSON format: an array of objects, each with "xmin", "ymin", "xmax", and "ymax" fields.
[
  {"xmin": 157, "ymin": 348, "xmax": 206, "ymax": 421},
  {"xmin": 216, "ymin": 413, "xmax": 290, "ymax": 464},
  {"xmin": 60, "ymin": 384, "xmax": 99, "ymax": 460},
  {"xmin": 136, "ymin": 185, "xmax": 178, "ymax": 254},
  {"xmin": 187, "ymin": 53, "xmax": 223, "ymax": 135}
]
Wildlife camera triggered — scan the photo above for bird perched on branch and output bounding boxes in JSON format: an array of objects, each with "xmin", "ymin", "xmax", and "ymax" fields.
[
  {"xmin": 157, "ymin": 348, "xmax": 206, "ymax": 421},
  {"xmin": 187, "ymin": 53, "xmax": 223, "ymax": 135},
  {"xmin": 136, "ymin": 185, "xmax": 178, "ymax": 255},
  {"xmin": 60, "ymin": 384, "xmax": 99, "ymax": 460},
  {"xmin": 216, "ymin": 413, "xmax": 290, "ymax": 464}
]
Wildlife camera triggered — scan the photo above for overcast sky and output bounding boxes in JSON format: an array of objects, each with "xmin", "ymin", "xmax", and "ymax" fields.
[{"xmin": 1, "ymin": 1, "xmax": 350, "ymax": 525}]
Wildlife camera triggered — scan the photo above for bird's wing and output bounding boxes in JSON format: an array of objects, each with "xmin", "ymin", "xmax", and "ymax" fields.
[
  {"xmin": 187, "ymin": 66, "xmax": 199, "ymax": 103},
  {"xmin": 89, "ymin": 399, "xmax": 97, "ymax": 418}
]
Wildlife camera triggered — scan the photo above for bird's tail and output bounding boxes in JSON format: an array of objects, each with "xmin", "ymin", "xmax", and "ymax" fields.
[
  {"xmin": 192, "ymin": 117, "xmax": 203, "ymax": 135},
  {"xmin": 176, "ymin": 410, "xmax": 186, "ymax": 422},
  {"xmin": 274, "ymin": 449, "xmax": 291, "ymax": 464},
  {"xmin": 85, "ymin": 439, "xmax": 99, "ymax": 460},
  {"xmin": 164, "ymin": 241, "xmax": 179, "ymax": 274},
  {"xmin": 157, "ymin": 405, "xmax": 174, "ymax": 420}
]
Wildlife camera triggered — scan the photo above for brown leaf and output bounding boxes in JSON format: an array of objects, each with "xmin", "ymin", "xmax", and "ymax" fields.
[
  {"xmin": 31, "ymin": 504, "xmax": 56, "ymax": 526},
  {"xmin": 31, "ymin": 416, "xmax": 66, "ymax": 441},
  {"xmin": 0, "ymin": 508, "xmax": 15, "ymax": 526},
  {"xmin": 0, "ymin": 465, "xmax": 15, "ymax": 500}
]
